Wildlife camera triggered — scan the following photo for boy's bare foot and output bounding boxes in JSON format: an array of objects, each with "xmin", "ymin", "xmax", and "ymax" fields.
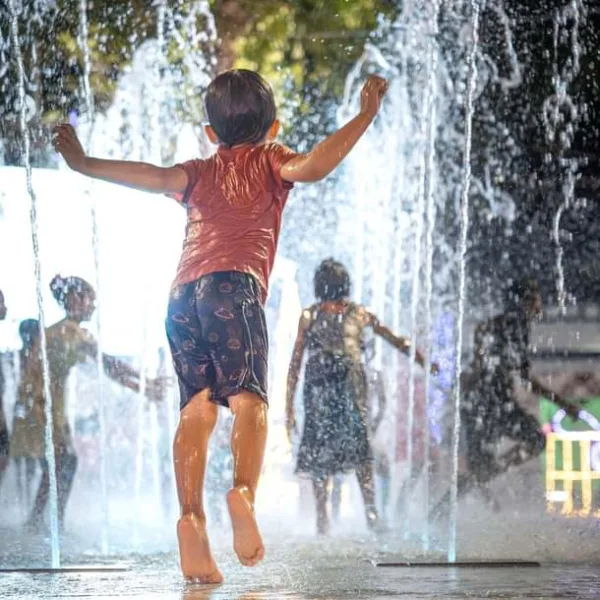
[
  {"xmin": 177, "ymin": 514, "xmax": 223, "ymax": 583},
  {"xmin": 227, "ymin": 486, "xmax": 265, "ymax": 567}
]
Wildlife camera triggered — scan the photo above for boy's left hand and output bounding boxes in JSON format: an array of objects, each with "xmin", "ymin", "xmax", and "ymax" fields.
[
  {"xmin": 360, "ymin": 74, "xmax": 389, "ymax": 119},
  {"xmin": 52, "ymin": 123, "xmax": 86, "ymax": 172}
]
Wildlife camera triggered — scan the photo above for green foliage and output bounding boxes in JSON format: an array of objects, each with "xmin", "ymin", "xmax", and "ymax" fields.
[
  {"xmin": 1, "ymin": 0, "xmax": 395, "ymax": 165},
  {"xmin": 225, "ymin": 0, "xmax": 397, "ymax": 98}
]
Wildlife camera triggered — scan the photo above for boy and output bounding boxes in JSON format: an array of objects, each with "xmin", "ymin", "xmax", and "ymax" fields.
[
  {"xmin": 432, "ymin": 278, "xmax": 579, "ymax": 517},
  {"xmin": 461, "ymin": 278, "xmax": 578, "ymax": 486},
  {"xmin": 53, "ymin": 69, "xmax": 387, "ymax": 582}
]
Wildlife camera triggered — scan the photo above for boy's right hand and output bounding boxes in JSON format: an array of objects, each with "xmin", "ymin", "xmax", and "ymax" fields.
[
  {"xmin": 52, "ymin": 124, "xmax": 86, "ymax": 172},
  {"xmin": 360, "ymin": 75, "xmax": 389, "ymax": 119}
]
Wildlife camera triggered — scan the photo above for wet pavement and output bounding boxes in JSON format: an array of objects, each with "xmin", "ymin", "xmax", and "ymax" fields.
[
  {"xmin": 1, "ymin": 526, "xmax": 599, "ymax": 599},
  {"xmin": 2, "ymin": 465, "xmax": 599, "ymax": 600}
]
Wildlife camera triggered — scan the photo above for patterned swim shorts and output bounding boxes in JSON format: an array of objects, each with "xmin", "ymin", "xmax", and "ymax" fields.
[{"xmin": 166, "ymin": 271, "xmax": 268, "ymax": 409}]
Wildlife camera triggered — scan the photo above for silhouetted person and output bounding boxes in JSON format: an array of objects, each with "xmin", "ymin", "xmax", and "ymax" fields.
[
  {"xmin": 433, "ymin": 278, "xmax": 579, "ymax": 516},
  {"xmin": 11, "ymin": 275, "xmax": 161, "ymax": 530}
]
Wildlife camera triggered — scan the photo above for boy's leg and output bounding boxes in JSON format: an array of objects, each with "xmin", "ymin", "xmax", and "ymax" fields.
[
  {"xmin": 0, "ymin": 456, "xmax": 7, "ymax": 486},
  {"xmin": 28, "ymin": 459, "xmax": 49, "ymax": 529},
  {"xmin": 0, "ymin": 420, "xmax": 9, "ymax": 486},
  {"xmin": 26, "ymin": 458, "xmax": 36, "ymax": 506},
  {"xmin": 15, "ymin": 457, "xmax": 24, "ymax": 505},
  {"xmin": 496, "ymin": 403, "xmax": 545, "ymax": 473},
  {"xmin": 313, "ymin": 476, "xmax": 330, "ymax": 535},
  {"xmin": 375, "ymin": 453, "xmax": 391, "ymax": 518},
  {"xmin": 356, "ymin": 463, "xmax": 378, "ymax": 529},
  {"xmin": 173, "ymin": 389, "xmax": 223, "ymax": 583},
  {"xmin": 56, "ymin": 447, "xmax": 78, "ymax": 527},
  {"xmin": 429, "ymin": 412, "xmax": 488, "ymax": 522},
  {"xmin": 331, "ymin": 475, "xmax": 342, "ymax": 523},
  {"xmin": 227, "ymin": 391, "xmax": 267, "ymax": 567}
]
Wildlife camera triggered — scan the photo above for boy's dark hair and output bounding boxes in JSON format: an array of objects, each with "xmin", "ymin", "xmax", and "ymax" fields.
[
  {"xmin": 205, "ymin": 69, "xmax": 276, "ymax": 148},
  {"xmin": 504, "ymin": 277, "xmax": 541, "ymax": 311},
  {"xmin": 19, "ymin": 319, "xmax": 40, "ymax": 353},
  {"xmin": 314, "ymin": 259, "xmax": 351, "ymax": 302},
  {"xmin": 50, "ymin": 275, "xmax": 95, "ymax": 309}
]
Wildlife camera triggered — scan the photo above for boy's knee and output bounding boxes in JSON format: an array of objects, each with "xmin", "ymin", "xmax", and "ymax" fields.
[
  {"xmin": 180, "ymin": 390, "xmax": 218, "ymax": 424},
  {"xmin": 229, "ymin": 391, "xmax": 267, "ymax": 416}
]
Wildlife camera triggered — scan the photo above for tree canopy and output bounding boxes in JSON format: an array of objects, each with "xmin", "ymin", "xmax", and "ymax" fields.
[{"xmin": 0, "ymin": 0, "xmax": 397, "ymax": 165}]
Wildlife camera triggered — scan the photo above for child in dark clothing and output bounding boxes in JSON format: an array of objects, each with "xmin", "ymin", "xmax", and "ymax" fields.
[
  {"xmin": 53, "ymin": 70, "xmax": 388, "ymax": 582},
  {"xmin": 286, "ymin": 260, "xmax": 434, "ymax": 535}
]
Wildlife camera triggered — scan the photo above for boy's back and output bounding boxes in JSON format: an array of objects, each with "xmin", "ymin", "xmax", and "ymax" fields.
[{"xmin": 174, "ymin": 142, "xmax": 296, "ymax": 297}]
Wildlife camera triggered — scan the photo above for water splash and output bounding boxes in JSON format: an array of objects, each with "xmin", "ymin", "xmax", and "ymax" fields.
[
  {"xmin": 157, "ymin": 347, "xmax": 176, "ymax": 518},
  {"xmin": 448, "ymin": 0, "xmax": 482, "ymax": 564},
  {"xmin": 8, "ymin": 0, "xmax": 60, "ymax": 568},
  {"xmin": 335, "ymin": 4, "xmax": 457, "ymax": 538},
  {"xmin": 133, "ymin": 314, "xmax": 150, "ymax": 547},
  {"xmin": 405, "ymin": 0, "xmax": 443, "ymax": 532},
  {"xmin": 543, "ymin": 0, "xmax": 586, "ymax": 313},
  {"xmin": 91, "ymin": 2, "xmax": 217, "ymax": 163},
  {"xmin": 78, "ymin": 0, "xmax": 95, "ymax": 148},
  {"xmin": 77, "ymin": 0, "xmax": 110, "ymax": 555},
  {"xmin": 404, "ymin": 99, "xmax": 427, "ymax": 530},
  {"xmin": 420, "ymin": 0, "xmax": 441, "ymax": 552},
  {"xmin": 141, "ymin": 0, "xmax": 168, "ymax": 532},
  {"xmin": 149, "ymin": 397, "xmax": 161, "ymax": 516}
]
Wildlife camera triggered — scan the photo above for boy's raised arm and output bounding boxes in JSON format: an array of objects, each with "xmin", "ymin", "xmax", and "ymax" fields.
[
  {"xmin": 53, "ymin": 124, "xmax": 188, "ymax": 195},
  {"xmin": 280, "ymin": 75, "xmax": 388, "ymax": 183}
]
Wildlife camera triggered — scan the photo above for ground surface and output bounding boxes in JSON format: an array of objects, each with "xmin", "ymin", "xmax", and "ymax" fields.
[
  {"xmin": 1, "ymin": 524, "xmax": 599, "ymax": 600},
  {"xmin": 1, "ymin": 462, "xmax": 599, "ymax": 599}
]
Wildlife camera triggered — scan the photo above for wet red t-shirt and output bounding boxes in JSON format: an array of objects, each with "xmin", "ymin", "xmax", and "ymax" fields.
[{"xmin": 173, "ymin": 142, "xmax": 297, "ymax": 302}]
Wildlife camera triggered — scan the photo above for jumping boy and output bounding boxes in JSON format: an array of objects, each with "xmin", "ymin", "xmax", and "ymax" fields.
[
  {"xmin": 432, "ymin": 278, "xmax": 580, "ymax": 517},
  {"xmin": 53, "ymin": 69, "xmax": 388, "ymax": 582},
  {"xmin": 461, "ymin": 278, "xmax": 579, "ymax": 486}
]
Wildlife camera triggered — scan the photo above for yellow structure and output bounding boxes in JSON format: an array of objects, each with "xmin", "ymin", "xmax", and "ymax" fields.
[{"xmin": 545, "ymin": 432, "xmax": 600, "ymax": 517}]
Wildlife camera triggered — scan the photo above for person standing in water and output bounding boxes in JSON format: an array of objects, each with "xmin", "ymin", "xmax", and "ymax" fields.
[
  {"xmin": 52, "ymin": 69, "xmax": 388, "ymax": 582},
  {"xmin": 10, "ymin": 275, "xmax": 162, "ymax": 530},
  {"xmin": 286, "ymin": 259, "xmax": 435, "ymax": 535}
]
